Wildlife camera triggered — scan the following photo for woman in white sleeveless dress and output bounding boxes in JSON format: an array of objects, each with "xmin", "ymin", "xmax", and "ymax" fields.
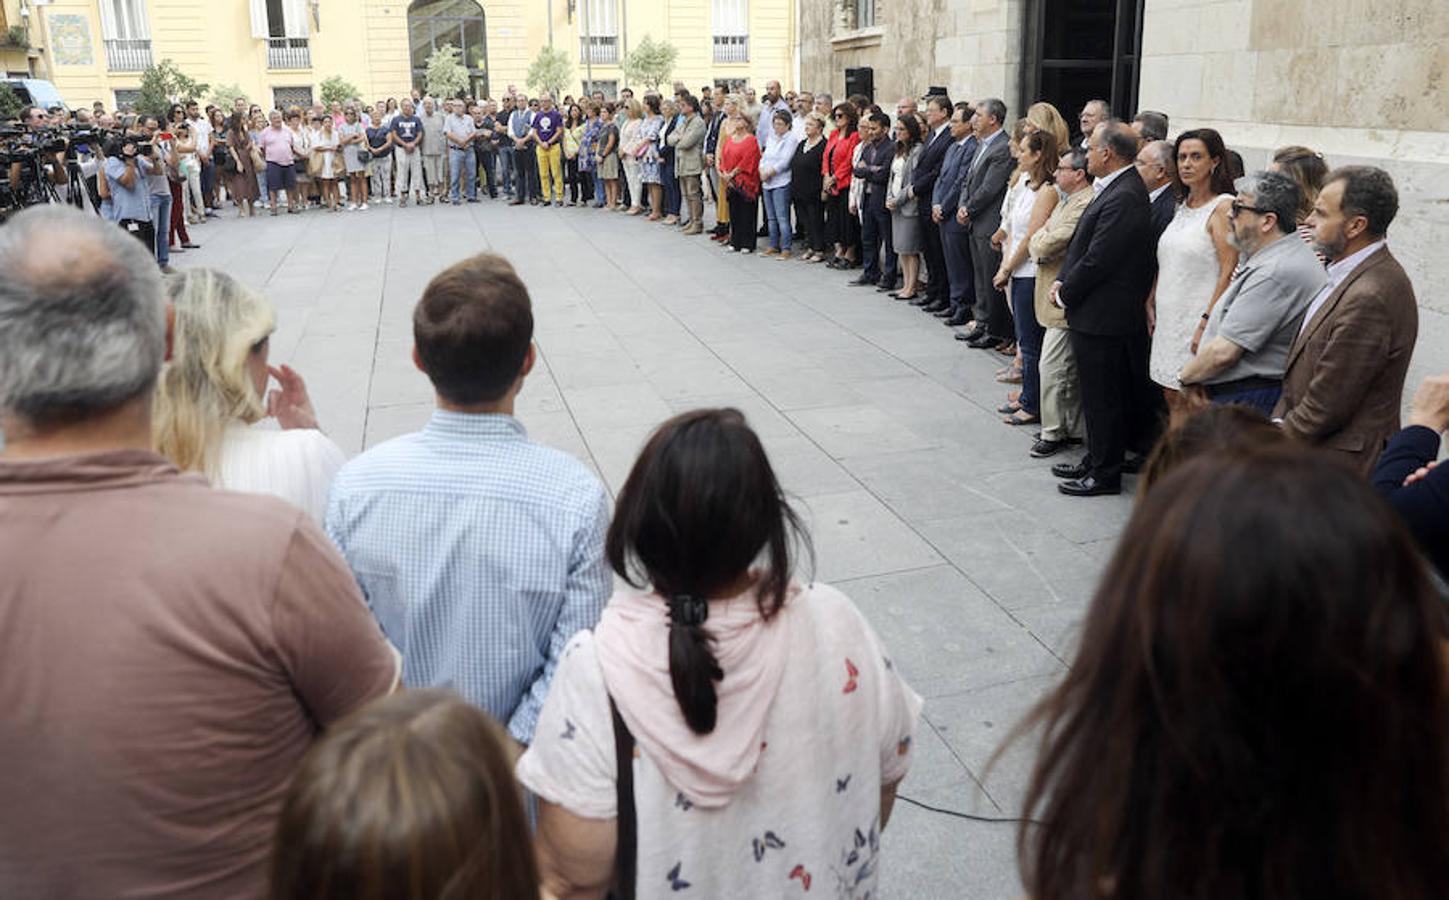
[
  {"xmin": 153, "ymin": 269, "xmax": 346, "ymax": 524},
  {"xmin": 1149, "ymin": 128, "xmax": 1238, "ymax": 394}
]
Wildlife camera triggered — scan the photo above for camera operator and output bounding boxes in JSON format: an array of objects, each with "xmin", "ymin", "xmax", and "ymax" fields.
[
  {"xmin": 102, "ymin": 129, "xmax": 159, "ymax": 264},
  {"xmin": 135, "ymin": 115, "xmax": 180, "ymax": 271},
  {"xmin": 6, "ymin": 105, "xmax": 70, "ymax": 199}
]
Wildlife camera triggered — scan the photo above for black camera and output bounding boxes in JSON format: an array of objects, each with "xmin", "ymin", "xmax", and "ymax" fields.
[{"xmin": 103, "ymin": 135, "xmax": 153, "ymax": 159}]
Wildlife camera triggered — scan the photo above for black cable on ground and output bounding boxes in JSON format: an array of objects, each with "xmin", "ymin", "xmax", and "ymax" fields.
[{"xmin": 896, "ymin": 793, "xmax": 1039, "ymax": 825}]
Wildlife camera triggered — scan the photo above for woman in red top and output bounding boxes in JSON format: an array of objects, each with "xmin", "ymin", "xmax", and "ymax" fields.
[
  {"xmin": 823, "ymin": 104, "xmax": 861, "ymax": 268},
  {"xmin": 719, "ymin": 109, "xmax": 762, "ymax": 253}
]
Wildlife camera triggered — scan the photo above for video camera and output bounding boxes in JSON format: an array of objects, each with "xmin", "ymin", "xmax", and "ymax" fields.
[{"xmin": 0, "ymin": 124, "xmax": 124, "ymax": 165}]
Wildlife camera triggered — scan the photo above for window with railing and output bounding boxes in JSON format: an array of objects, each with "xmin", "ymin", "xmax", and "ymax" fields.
[
  {"xmin": 273, "ymin": 86, "xmax": 314, "ymax": 110},
  {"xmin": 712, "ymin": 0, "xmax": 749, "ymax": 63},
  {"xmin": 267, "ymin": 37, "xmax": 311, "ymax": 69},
  {"xmin": 104, "ymin": 39, "xmax": 152, "ymax": 71},
  {"xmin": 579, "ymin": 0, "xmax": 618, "ymax": 63},
  {"xmin": 98, "ymin": 0, "xmax": 151, "ymax": 72}
]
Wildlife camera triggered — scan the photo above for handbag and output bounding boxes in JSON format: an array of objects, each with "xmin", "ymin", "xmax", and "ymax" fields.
[
  {"xmin": 307, "ymin": 150, "xmax": 325, "ymax": 177},
  {"xmin": 249, "ymin": 147, "xmax": 264, "ymax": 170},
  {"xmin": 357, "ymin": 147, "xmax": 372, "ymax": 164}
]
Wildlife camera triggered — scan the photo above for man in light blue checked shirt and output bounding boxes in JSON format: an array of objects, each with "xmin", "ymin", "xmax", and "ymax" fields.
[{"xmin": 326, "ymin": 253, "xmax": 612, "ymax": 746}]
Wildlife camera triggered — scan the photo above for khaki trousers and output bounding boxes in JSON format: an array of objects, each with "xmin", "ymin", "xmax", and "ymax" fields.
[{"xmin": 1039, "ymin": 326, "xmax": 1084, "ymax": 442}]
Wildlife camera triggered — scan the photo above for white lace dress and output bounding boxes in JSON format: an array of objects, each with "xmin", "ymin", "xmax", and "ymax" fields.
[{"xmin": 1150, "ymin": 194, "xmax": 1233, "ymax": 388}]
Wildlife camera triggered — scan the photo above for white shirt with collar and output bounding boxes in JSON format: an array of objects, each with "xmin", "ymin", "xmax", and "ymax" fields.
[
  {"xmin": 1091, "ymin": 162, "xmax": 1131, "ymax": 196},
  {"xmin": 1296, "ymin": 240, "xmax": 1386, "ymax": 337},
  {"xmin": 1149, "ymin": 182, "xmax": 1171, "ymax": 202},
  {"xmin": 968, "ymin": 127, "xmax": 1003, "ymax": 173}
]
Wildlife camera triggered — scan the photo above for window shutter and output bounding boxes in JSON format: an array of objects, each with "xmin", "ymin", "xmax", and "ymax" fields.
[
  {"xmin": 249, "ymin": 0, "xmax": 270, "ymax": 39},
  {"xmin": 282, "ymin": 0, "xmax": 310, "ymax": 38},
  {"xmin": 97, "ymin": 0, "xmax": 119, "ymax": 41}
]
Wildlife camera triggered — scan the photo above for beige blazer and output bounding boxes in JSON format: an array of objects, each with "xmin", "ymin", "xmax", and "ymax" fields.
[{"xmin": 1029, "ymin": 186, "xmax": 1093, "ymax": 329}]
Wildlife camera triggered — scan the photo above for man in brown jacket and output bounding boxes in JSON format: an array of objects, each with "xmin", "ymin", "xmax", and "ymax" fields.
[
  {"xmin": 1025, "ymin": 146, "xmax": 1093, "ymax": 458},
  {"xmin": 1274, "ymin": 166, "xmax": 1418, "ymax": 475}
]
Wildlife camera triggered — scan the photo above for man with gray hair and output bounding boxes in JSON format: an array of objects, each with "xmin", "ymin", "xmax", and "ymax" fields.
[
  {"xmin": 1077, "ymin": 99, "xmax": 1110, "ymax": 148},
  {"xmin": 1131, "ymin": 110, "xmax": 1169, "ymax": 143},
  {"xmin": 1135, "ymin": 139, "xmax": 1177, "ymax": 242},
  {"xmin": 1179, "ymin": 171, "xmax": 1326, "ymax": 412},
  {"xmin": 0, "ymin": 207, "xmax": 399, "ymax": 896}
]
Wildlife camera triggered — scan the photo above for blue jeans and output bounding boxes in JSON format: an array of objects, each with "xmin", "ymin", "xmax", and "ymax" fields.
[
  {"xmin": 449, "ymin": 146, "xmax": 476, "ymax": 201},
  {"xmin": 661, "ymin": 158, "xmax": 680, "ymax": 215},
  {"xmin": 498, "ymin": 145, "xmax": 515, "ymax": 196},
  {"xmin": 1010, "ymin": 276, "xmax": 1043, "ymax": 416},
  {"xmin": 764, "ymin": 186, "xmax": 793, "ymax": 251},
  {"xmin": 940, "ymin": 218, "xmax": 977, "ymax": 316},
  {"xmin": 593, "ymin": 168, "xmax": 606, "ymax": 207},
  {"xmin": 149, "ymin": 192, "xmax": 170, "ymax": 266},
  {"xmin": 1209, "ymin": 384, "xmax": 1282, "ymax": 415}
]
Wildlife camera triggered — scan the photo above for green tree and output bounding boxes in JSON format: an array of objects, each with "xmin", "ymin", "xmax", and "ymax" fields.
[
  {"xmin": 136, "ymin": 59, "xmax": 209, "ymax": 118},
  {"xmin": 526, "ymin": 44, "xmax": 572, "ymax": 98},
  {"xmin": 425, "ymin": 44, "xmax": 469, "ymax": 100},
  {"xmin": 207, "ymin": 82, "xmax": 249, "ymax": 111},
  {"xmin": 621, "ymin": 34, "xmax": 679, "ymax": 92},
  {"xmin": 0, "ymin": 83, "xmax": 22, "ymax": 121},
  {"xmin": 320, "ymin": 75, "xmax": 362, "ymax": 108}
]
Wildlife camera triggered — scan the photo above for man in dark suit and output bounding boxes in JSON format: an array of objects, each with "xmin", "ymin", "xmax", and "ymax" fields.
[
  {"xmin": 930, "ymin": 103, "xmax": 978, "ymax": 324},
  {"xmin": 703, "ymin": 87, "xmax": 729, "ymax": 238},
  {"xmin": 1050, "ymin": 122, "xmax": 1158, "ymax": 496},
  {"xmin": 1136, "ymin": 139, "xmax": 1177, "ymax": 244},
  {"xmin": 955, "ymin": 98, "xmax": 1015, "ymax": 348},
  {"xmin": 907, "ymin": 95, "xmax": 953, "ymax": 309},
  {"xmin": 850, "ymin": 111, "xmax": 897, "ymax": 291},
  {"xmin": 1274, "ymin": 165, "xmax": 1418, "ymax": 475}
]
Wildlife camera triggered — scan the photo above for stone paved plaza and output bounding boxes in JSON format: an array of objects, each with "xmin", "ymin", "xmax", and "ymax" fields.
[{"xmin": 181, "ymin": 197, "xmax": 1136, "ymax": 897}]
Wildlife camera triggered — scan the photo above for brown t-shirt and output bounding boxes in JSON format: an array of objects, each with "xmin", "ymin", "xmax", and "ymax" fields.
[{"xmin": 0, "ymin": 450, "xmax": 399, "ymax": 898}]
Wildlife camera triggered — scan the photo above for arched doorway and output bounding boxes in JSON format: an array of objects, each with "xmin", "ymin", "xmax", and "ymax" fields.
[{"xmin": 408, "ymin": 0, "xmax": 489, "ymax": 98}]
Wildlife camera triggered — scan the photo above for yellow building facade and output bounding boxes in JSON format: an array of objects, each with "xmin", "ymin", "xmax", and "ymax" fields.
[{"xmin": 7, "ymin": 0, "xmax": 796, "ymax": 110}]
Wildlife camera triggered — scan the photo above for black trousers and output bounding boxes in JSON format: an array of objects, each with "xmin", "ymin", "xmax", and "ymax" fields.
[
  {"xmin": 921, "ymin": 215, "xmax": 947, "ymax": 301},
  {"xmin": 513, "ymin": 145, "xmax": 537, "ymax": 202},
  {"xmin": 727, "ymin": 191, "xmax": 758, "ymax": 250},
  {"xmin": 565, "ymin": 156, "xmax": 581, "ymax": 202},
  {"xmin": 793, "ymin": 195, "xmax": 826, "ymax": 252},
  {"xmin": 1070, "ymin": 328, "xmax": 1157, "ymax": 484},
  {"xmin": 969, "ymin": 230, "xmax": 1013, "ymax": 338},
  {"xmin": 860, "ymin": 202, "xmax": 896, "ymax": 285}
]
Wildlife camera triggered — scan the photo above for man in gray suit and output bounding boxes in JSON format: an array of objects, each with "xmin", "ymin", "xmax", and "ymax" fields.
[{"xmin": 955, "ymin": 98, "xmax": 1015, "ymax": 348}]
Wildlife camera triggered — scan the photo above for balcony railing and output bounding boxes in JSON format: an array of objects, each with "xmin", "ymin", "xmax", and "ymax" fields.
[
  {"xmin": 713, "ymin": 35, "xmax": 748, "ymax": 64},
  {"xmin": 580, "ymin": 35, "xmax": 618, "ymax": 65},
  {"xmin": 104, "ymin": 38, "xmax": 153, "ymax": 72},
  {"xmin": 267, "ymin": 37, "xmax": 311, "ymax": 70}
]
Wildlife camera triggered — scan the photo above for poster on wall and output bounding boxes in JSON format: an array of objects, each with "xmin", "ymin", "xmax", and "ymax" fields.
[{"xmin": 48, "ymin": 14, "xmax": 95, "ymax": 67}]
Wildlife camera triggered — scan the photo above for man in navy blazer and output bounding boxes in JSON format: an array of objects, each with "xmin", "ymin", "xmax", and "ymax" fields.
[
  {"xmin": 907, "ymin": 95, "xmax": 954, "ymax": 309},
  {"xmin": 955, "ymin": 99, "xmax": 1016, "ymax": 347},
  {"xmin": 1050, "ymin": 122, "xmax": 1158, "ymax": 495},
  {"xmin": 930, "ymin": 103, "xmax": 978, "ymax": 323}
]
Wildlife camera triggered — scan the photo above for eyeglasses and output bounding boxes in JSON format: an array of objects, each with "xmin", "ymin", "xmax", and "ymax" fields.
[{"xmin": 1229, "ymin": 201, "xmax": 1269, "ymax": 219}]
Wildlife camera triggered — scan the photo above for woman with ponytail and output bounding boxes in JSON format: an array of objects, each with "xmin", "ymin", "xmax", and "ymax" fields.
[{"xmin": 517, "ymin": 408, "xmax": 922, "ymax": 900}]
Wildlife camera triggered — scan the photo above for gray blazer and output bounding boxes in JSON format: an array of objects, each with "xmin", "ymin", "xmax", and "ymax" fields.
[
  {"xmin": 957, "ymin": 130, "xmax": 1013, "ymax": 237},
  {"xmin": 888, "ymin": 144, "xmax": 923, "ymax": 217}
]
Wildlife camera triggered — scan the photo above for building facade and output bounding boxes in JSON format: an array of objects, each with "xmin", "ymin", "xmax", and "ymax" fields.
[
  {"xmin": 7, "ymin": 0, "xmax": 796, "ymax": 111},
  {"xmin": 800, "ymin": 0, "xmax": 1448, "ymax": 399}
]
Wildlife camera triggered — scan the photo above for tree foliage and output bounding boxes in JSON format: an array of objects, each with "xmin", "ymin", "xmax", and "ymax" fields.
[
  {"xmin": 425, "ymin": 44, "xmax": 470, "ymax": 100},
  {"xmin": 621, "ymin": 34, "xmax": 679, "ymax": 91},
  {"xmin": 0, "ymin": 83, "xmax": 22, "ymax": 121},
  {"xmin": 136, "ymin": 59, "xmax": 209, "ymax": 118},
  {"xmin": 526, "ymin": 44, "xmax": 572, "ymax": 98},
  {"xmin": 207, "ymin": 82, "xmax": 249, "ymax": 111},
  {"xmin": 320, "ymin": 75, "xmax": 362, "ymax": 107}
]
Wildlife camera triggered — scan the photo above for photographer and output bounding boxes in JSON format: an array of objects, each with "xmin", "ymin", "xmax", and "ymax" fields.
[
  {"xmin": 6, "ymin": 106, "xmax": 70, "ymax": 202},
  {"xmin": 102, "ymin": 130, "xmax": 158, "ymax": 258},
  {"xmin": 137, "ymin": 115, "xmax": 180, "ymax": 271}
]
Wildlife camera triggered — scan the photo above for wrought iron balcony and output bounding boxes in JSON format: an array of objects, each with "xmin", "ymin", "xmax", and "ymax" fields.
[
  {"xmin": 713, "ymin": 35, "xmax": 748, "ymax": 64},
  {"xmin": 104, "ymin": 39, "xmax": 152, "ymax": 72},
  {"xmin": 267, "ymin": 37, "xmax": 311, "ymax": 70},
  {"xmin": 580, "ymin": 35, "xmax": 618, "ymax": 65}
]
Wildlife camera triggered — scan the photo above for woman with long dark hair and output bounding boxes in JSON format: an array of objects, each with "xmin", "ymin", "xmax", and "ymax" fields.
[
  {"xmin": 518, "ymin": 409, "xmax": 922, "ymax": 900},
  {"xmin": 886, "ymin": 113, "xmax": 925, "ymax": 296},
  {"xmin": 1012, "ymin": 447, "xmax": 1449, "ymax": 900},
  {"xmin": 823, "ymin": 103, "xmax": 861, "ymax": 268}
]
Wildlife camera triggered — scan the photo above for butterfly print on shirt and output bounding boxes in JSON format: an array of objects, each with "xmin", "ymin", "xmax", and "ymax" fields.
[
  {"xmin": 560, "ymin": 719, "xmax": 576, "ymax": 740},
  {"xmin": 842, "ymin": 657, "xmax": 859, "ymax": 694},
  {"xmin": 751, "ymin": 830, "xmax": 786, "ymax": 862},
  {"xmin": 835, "ymin": 774, "xmax": 851, "ymax": 793},
  {"xmin": 666, "ymin": 861, "xmax": 691, "ymax": 891},
  {"xmin": 789, "ymin": 864, "xmax": 813, "ymax": 891},
  {"xmin": 674, "ymin": 792, "xmax": 694, "ymax": 811}
]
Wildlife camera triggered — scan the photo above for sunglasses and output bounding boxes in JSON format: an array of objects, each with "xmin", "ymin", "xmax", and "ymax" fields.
[{"xmin": 1229, "ymin": 201, "xmax": 1269, "ymax": 219}]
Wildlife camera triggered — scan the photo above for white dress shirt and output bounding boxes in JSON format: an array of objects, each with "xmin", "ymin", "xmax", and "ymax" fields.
[{"xmin": 1296, "ymin": 240, "xmax": 1386, "ymax": 337}]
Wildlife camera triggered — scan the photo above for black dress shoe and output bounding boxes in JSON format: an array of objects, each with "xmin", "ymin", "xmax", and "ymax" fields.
[
  {"xmin": 943, "ymin": 313, "xmax": 971, "ymax": 327},
  {"xmin": 1058, "ymin": 475, "xmax": 1121, "ymax": 497},
  {"xmin": 875, "ymin": 283, "xmax": 894, "ymax": 293},
  {"xmin": 909, "ymin": 296, "xmax": 935, "ymax": 307},
  {"xmin": 967, "ymin": 333, "xmax": 1004, "ymax": 349},
  {"xmin": 921, "ymin": 299, "xmax": 951, "ymax": 313},
  {"xmin": 1029, "ymin": 438, "xmax": 1071, "ymax": 458},
  {"xmin": 848, "ymin": 275, "xmax": 875, "ymax": 286},
  {"xmin": 959, "ymin": 324, "xmax": 986, "ymax": 342},
  {"xmin": 1052, "ymin": 459, "xmax": 1089, "ymax": 479}
]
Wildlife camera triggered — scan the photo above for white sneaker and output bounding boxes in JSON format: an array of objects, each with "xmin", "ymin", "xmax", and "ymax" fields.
[
  {"xmin": 347, "ymin": 203, "xmax": 357, "ymax": 211},
  {"xmin": 359, "ymin": 203, "xmax": 369, "ymax": 211}
]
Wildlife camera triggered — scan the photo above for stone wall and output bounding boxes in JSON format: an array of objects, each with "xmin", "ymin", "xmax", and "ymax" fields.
[{"xmin": 1139, "ymin": 0, "xmax": 1449, "ymax": 400}]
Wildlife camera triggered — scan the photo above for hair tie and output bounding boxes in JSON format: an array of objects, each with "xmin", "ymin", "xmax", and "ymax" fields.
[{"xmin": 668, "ymin": 594, "xmax": 709, "ymax": 628}]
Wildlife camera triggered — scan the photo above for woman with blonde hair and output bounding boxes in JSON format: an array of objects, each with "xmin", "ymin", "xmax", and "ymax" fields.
[
  {"xmin": 153, "ymin": 269, "xmax": 345, "ymax": 523},
  {"xmin": 1024, "ymin": 101, "xmax": 1071, "ymax": 156},
  {"xmin": 271, "ymin": 690, "xmax": 539, "ymax": 900},
  {"xmin": 619, "ymin": 98, "xmax": 647, "ymax": 215}
]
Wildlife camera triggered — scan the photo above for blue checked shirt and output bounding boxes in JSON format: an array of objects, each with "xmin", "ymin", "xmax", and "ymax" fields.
[{"xmin": 325, "ymin": 411, "xmax": 611, "ymax": 744}]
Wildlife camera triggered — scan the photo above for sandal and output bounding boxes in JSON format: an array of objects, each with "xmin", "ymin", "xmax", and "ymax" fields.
[
  {"xmin": 995, "ymin": 341, "xmax": 1018, "ymax": 356},
  {"xmin": 995, "ymin": 367, "xmax": 1023, "ymax": 384},
  {"xmin": 1003, "ymin": 409, "xmax": 1040, "ymax": 426},
  {"xmin": 997, "ymin": 401, "xmax": 1021, "ymax": 415}
]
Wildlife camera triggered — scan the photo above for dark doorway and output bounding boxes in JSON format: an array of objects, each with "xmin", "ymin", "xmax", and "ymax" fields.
[
  {"xmin": 1021, "ymin": 0, "xmax": 1143, "ymax": 141},
  {"xmin": 408, "ymin": 0, "xmax": 488, "ymax": 98}
]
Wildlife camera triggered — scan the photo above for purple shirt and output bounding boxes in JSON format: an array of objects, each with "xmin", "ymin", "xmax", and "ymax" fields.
[
  {"xmin": 534, "ymin": 109, "xmax": 564, "ymax": 144},
  {"xmin": 257, "ymin": 126, "xmax": 295, "ymax": 166}
]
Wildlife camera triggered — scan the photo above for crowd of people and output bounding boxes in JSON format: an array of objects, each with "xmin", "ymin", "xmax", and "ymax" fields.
[{"xmin": 1, "ymin": 73, "xmax": 1447, "ymax": 900}]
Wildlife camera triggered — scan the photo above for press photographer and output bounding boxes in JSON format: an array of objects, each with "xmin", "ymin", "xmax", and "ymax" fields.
[
  {"xmin": 100, "ymin": 128, "xmax": 160, "ymax": 264},
  {"xmin": 3, "ymin": 106, "xmax": 71, "ymax": 208}
]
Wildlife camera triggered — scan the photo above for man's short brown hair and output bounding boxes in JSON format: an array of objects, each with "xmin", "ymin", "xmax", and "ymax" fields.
[{"xmin": 413, "ymin": 254, "xmax": 533, "ymax": 406}]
